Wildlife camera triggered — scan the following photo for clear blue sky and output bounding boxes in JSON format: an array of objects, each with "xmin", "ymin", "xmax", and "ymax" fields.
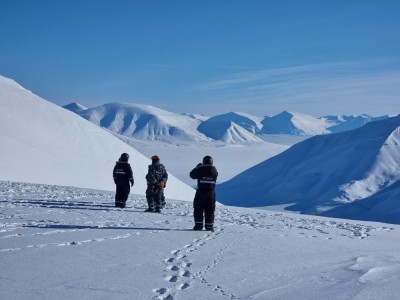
[{"xmin": 1, "ymin": 0, "xmax": 399, "ymax": 116}]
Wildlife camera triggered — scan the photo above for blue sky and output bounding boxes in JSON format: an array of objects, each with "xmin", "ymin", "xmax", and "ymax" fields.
[{"xmin": 0, "ymin": 0, "xmax": 399, "ymax": 116}]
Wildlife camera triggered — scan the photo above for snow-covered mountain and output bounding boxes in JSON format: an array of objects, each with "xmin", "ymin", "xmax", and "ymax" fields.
[
  {"xmin": 323, "ymin": 114, "xmax": 390, "ymax": 133},
  {"xmin": 0, "ymin": 75, "xmax": 194, "ymax": 201},
  {"xmin": 199, "ymin": 112, "xmax": 262, "ymax": 134},
  {"xmin": 66, "ymin": 103, "xmax": 265, "ymax": 144},
  {"xmin": 65, "ymin": 103, "xmax": 390, "ymax": 145},
  {"xmin": 218, "ymin": 115, "xmax": 400, "ymax": 224},
  {"xmin": 197, "ymin": 113, "xmax": 264, "ymax": 144},
  {"xmin": 260, "ymin": 111, "xmax": 331, "ymax": 135},
  {"xmin": 62, "ymin": 102, "xmax": 88, "ymax": 113},
  {"xmin": 74, "ymin": 103, "xmax": 208, "ymax": 143}
]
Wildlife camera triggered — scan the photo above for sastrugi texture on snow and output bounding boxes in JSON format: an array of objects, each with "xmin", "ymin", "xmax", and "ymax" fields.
[{"xmin": 217, "ymin": 115, "xmax": 400, "ymax": 224}]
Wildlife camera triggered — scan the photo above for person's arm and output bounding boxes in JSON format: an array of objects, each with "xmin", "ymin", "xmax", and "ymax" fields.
[
  {"xmin": 112, "ymin": 165, "xmax": 117, "ymax": 184},
  {"xmin": 189, "ymin": 163, "xmax": 202, "ymax": 179},
  {"xmin": 146, "ymin": 166, "xmax": 157, "ymax": 185},
  {"xmin": 127, "ymin": 165, "xmax": 134, "ymax": 186}
]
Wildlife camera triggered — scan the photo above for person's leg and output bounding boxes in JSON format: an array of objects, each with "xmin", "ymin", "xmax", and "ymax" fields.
[
  {"xmin": 204, "ymin": 190, "xmax": 216, "ymax": 231},
  {"xmin": 154, "ymin": 189, "xmax": 163, "ymax": 213},
  {"xmin": 161, "ymin": 190, "xmax": 166, "ymax": 208},
  {"xmin": 115, "ymin": 184, "xmax": 125, "ymax": 208},
  {"xmin": 193, "ymin": 191, "xmax": 205, "ymax": 230},
  {"xmin": 145, "ymin": 188, "xmax": 155, "ymax": 212},
  {"xmin": 120, "ymin": 184, "xmax": 130, "ymax": 208}
]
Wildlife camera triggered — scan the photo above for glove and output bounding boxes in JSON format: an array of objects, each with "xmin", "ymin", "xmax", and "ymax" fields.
[
  {"xmin": 158, "ymin": 181, "xmax": 165, "ymax": 189},
  {"xmin": 130, "ymin": 179, "xmax": 134, "ymax": 187}
]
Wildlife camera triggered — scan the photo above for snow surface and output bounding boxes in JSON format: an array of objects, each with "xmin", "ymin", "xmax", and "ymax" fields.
[
  {"xmin": 260, "ymin": 111, "xmax": 331, "ymax": 135},
  {"xmin": 198, "ymin": 120, "xmax": 264, "ymax": 144},
  {"xmin": 324, "ymin": 114, "xmax": 390, "ymax": 133},
  {"xmin": 1, "ymin": 75, "xmax": 400, "ymax": 299},
  {"xmin": 198, "ymin": 112, "xmax": 262, "ymax": 134},
  {"xmin": 218, "ymin": 116, "xmax": 400, "ymax": 224},
  {"xmin": 1, "ymin": 181, "xmax": 399, "ymax": 300},
  {"xmin": 118, "ymin": 136, "xmax": 288, "ymax": 186},
  {"xmin": 77, "ymin": 102, "xmax": 209, "ymax": 143},
  {"xmin": 0, "ymin": 76, "xmax": 194, "ymax": 201},
  {"xmin": 62, "ymin": 102, "xmax": 88, "ymax": 113}
]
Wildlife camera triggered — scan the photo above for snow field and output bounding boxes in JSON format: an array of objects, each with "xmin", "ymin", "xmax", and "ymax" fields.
[{"xmin": 1, "ymin": 181, "xmax": 399, "ymax": 300}]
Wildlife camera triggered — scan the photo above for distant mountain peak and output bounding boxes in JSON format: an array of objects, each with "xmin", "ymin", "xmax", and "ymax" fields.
[
  {"xmin": 63, "ymin": 102, "xmax": 88, "ymax": 113},
  {"xmin": 260, "ymin": 111, "xmax": 329, "ymax": 135}
]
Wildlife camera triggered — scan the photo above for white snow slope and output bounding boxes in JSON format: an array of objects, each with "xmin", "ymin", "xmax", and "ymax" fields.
[
  {"xmin": 198, "ymin": 120, "xmax": 264, "ymax": 144},
  {"xmin": 0, "ymin": 76, "xmax": 194, "ymax": 201},
  {"xmin": 218, "ymin": 115, "xmax": 400, "ymax": 224},
  {"xmin": 260, "ymin": 111, "xmax": 331, "ymax": 135},
  {"xmin": 1, "ymin": 181, "xmax": 399, "ymax": 300},
  {"xmin": 77, "ymin": 102, "xmax": 209, "ymax": 144},
  {"xmin": 199, "ymin": 112, "xmax": 262, "ymax": 134},
  {"xmin": 66, "ymin": 103, "xmax": 389, "ymax": 145},
  {"xmin": 324, "ymin": 114, "xmax": 390, "ymax": 133}
]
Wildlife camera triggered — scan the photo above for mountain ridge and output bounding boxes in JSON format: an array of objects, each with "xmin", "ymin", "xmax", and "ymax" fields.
[
  {"xmin": 64, "ymin": 102, "xmax": 390, "ymax": 145},
  {"xmin": 217, "ymin": 115, "xmax": 400, "ymax": 224}
]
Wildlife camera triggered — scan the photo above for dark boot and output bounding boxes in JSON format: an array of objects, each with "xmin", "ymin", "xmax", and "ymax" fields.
[
  {"xmin": 115, "ymin": 201, "xmax": 125, "ymax": 208},
  {"xmin": 193, "ymin": 224, "xmax": 203, "ymax": 231},
  {"xmin": 205, "ymin": 222, "xmax": 214, "ymax": 231}
]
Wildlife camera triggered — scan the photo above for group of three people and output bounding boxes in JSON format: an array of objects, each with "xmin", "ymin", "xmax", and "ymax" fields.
[{"xmin": 112, "ymin": 153, "xmax": 218, "ymax": 231}]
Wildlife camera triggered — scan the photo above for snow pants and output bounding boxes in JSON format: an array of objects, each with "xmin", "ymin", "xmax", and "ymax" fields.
[
  {"xmin": 115, "ymin": 183, "xmax": 130, "ymax": 208},
  {"xmin": 146, "ymin": 187, "xmax": 163, "ymax": 210},
  {"xmin": 193, "ymin": 189, "xmax": 216, "ymax": 230}
]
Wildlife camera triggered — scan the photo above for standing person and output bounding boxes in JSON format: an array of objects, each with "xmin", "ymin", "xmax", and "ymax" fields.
[
  {"xmin": 113, "ymin": 153, "xmax": 134, "ymax": 208},
  {"xmin": 145, "ymin": 155, "xmax": 168, "ymax": 213},
  {"xmin": 190, "ymin": 156, "xmax": 218, "ymax": 231}
]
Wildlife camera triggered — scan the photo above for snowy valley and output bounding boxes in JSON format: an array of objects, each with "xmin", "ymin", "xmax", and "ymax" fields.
[{"xmin": 1, "ymin": 74, "xmax": 400, "ymax": 299}]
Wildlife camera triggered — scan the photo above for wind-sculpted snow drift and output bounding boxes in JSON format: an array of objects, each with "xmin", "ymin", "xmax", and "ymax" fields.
[{"xmin": 218, "ymin": 115, "xmax": 400, "ymax": 224}]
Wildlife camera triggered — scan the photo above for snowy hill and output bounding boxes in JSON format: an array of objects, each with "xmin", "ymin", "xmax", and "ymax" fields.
[
  {"xmin": 200, "ymin": 112, "xmax": 262, "ymax": 134},
  {"xmin": 259, "ymin": 111, "xmax": 389, "ymax": 136},
  {"xmin": 198, "ymin": 118, "xmax": 264, "ymax": 144},
  {"xmin": 64, "ymin": 102, "xmax": 391, "ymax": 145},
  {"xmin": 260, "ymin": 111, "xmax": 330, "ymax": 135},
  {"xmin": 218, "ymin": 115, "xmax": 400, "ymax": 224},
  {"xmin": 66, "ymin": 104, "xmax": 266, "ymax": 145},
  {"xmin": 323, "ymin": 114, "xmax": 390, "ymax": 133},
  {"xmin": 0, "ymin": 75, "xmax": 194, "ymax": 201},
  {"xmin": 62, "ymin": 102, "xmax": 88, "ymax": 113},
  {"xmin": 1, "ymin": 181, "xmax": 399, "ymax": 300},
  {"xmin": 69, "ymin": 102, "xmax": 209, "ymax": 144}
]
